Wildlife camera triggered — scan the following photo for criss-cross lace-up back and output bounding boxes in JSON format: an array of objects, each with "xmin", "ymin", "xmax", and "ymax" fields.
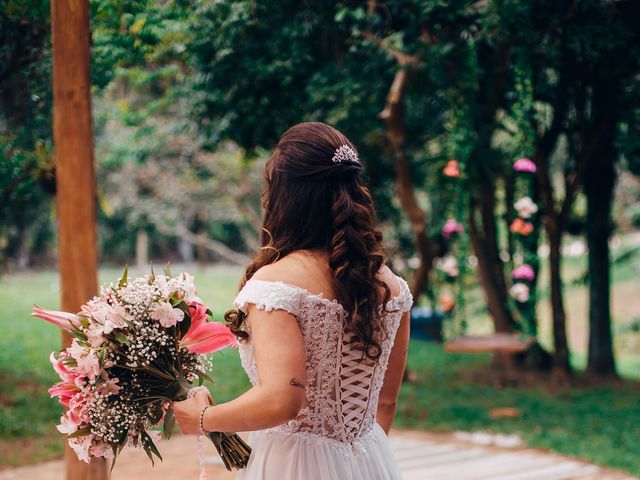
[{"xmin": 234, "ymin": 274, "xmax": 413, "ymax": 445}]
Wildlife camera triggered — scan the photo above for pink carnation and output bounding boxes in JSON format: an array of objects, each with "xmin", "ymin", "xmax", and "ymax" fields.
[
  {"xmin": 510, "ymin": 283, "xmax": 530, "ymax": 303},
  {"xmin": 513, "ymin": 158, "xmax": 536, "ymax": 173},
  {"xmin": 443, "ymin": 160, "xmax": 461, "ymax": 178},
  {"xmin": 442, "ymin": 219, "xmax": 464, "ymax": 239},
  {"xmin": 512, "ymin": 264, "xmax": 535, "ymax": 282}
]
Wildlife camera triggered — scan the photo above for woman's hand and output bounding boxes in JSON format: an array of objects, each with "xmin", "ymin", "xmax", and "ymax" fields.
[{"xmin": 172, "ymin": 389, "xmax": 213, "ymax": 435}]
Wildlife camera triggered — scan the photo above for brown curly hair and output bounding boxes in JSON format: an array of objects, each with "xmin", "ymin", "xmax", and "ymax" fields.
[{"xmin": 225, "ymin": 122, "xmax": 393, "ymax": 359}]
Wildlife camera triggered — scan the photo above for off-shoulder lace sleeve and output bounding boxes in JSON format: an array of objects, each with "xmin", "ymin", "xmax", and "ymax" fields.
[
  {"xmin": 389, "ymin": 274, "xmax": 413, "ymax": 313},
  {"xmin": 234, "ymin": 279, "xmax": 302, "ymax": 317}
]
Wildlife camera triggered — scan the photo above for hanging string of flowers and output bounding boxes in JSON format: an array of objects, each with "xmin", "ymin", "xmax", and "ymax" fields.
[
  {"xmin": 509, "ymin": 157, "xmax": 539, "ymax": 335},
  {"xmin": 435, "ymin": 159, "xmax": 471, "ymax": 338}
]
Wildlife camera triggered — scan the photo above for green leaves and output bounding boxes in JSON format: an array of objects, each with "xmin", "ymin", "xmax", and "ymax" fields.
[
  {"xmin": 141, "ymin": 429, "xmax": 163, "ymax": 466},
  {"xmin": 118, "ymin": 264, "xmax": 128, "ymax": 288},
  {"xmin": 113, "ymin": 331, "xmax": 131, "ymax": 346},
  {"xmin": 162, "ymin": 407, "xmax": 176, "ymax": 440},
  {"xmin": 195, "ymin": 369, "xmax": 214, "ymax": 387},
  {"xmin": 66, "ymin": 426, "xmax": 92, "ymax": 439}
]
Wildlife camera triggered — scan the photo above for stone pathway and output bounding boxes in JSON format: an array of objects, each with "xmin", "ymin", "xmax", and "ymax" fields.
[{"xmin": 0, "ymin": 430, "xmax": 635, "ymax": 480}]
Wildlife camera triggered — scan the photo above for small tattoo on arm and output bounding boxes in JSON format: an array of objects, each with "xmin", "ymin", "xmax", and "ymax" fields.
[{"xmin": 289, "ymin": 378, "xmax": 305, "ymax": 389}]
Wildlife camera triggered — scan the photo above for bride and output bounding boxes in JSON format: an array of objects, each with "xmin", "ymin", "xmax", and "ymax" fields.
[{"xmin": 173, "ymin": 122, "xmax": 412, "ymax": 479}]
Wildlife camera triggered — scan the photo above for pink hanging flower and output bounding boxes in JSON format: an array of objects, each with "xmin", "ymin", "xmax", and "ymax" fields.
[
  {"xmin": 442, "ymin": 219, "xmax": 464, "ymax": 239},
  {"xmin": 512, "ymin": 264, "xmax": 535, "ymax": 282},
  {"xmin": 514, "ymin": 196, "xmax": 538, "ymax": 219},
  {"xmin": 513, "ymin": 158, "xmax": 536, "ymax": 173},
  {"xmin": 439, "ymin": 256, "xmax": 459, "ymax": 277},
  {"xmin": 510, "ymin": 283, "xmax": 530, "ymax": 303},
  {"xmin": 443, "ymin": 160, "xmax": 461, "ymax": 178}
]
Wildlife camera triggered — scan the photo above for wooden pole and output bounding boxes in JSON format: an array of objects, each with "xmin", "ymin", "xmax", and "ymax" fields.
[{"xmin": 50, "ymin": 0, "xmax": 106, "ymax": 478}]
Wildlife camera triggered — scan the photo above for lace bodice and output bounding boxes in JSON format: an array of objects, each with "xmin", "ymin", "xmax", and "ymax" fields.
[{"xmin": 234, "ymin": 274, "xmax": 413, "ymax": 444}]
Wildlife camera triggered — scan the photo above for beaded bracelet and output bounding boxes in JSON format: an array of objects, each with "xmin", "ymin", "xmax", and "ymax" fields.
[{"xmin": 199, "ymin": 405, "xmax": 212, "ymax": 436}]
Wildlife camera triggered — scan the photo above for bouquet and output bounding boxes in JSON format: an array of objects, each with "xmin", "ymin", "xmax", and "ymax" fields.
[{"xmin": 32, "ymin": 267, "xmax": 251, "ymax": 472}]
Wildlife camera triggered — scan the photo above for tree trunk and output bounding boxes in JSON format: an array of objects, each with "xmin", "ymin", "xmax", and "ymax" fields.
[
  {"xmin": 504, "ymin": 173, "xmax": 516, "ymax": 273},
  {"xmin": 178, "ymin": 234, "xmax": 195, "ymax": 263},
  {"xmin": 479, "ymin": 181, "xmax": 516, "ymax": 330},
  {"xmin": 585, "ymin": 183, "xmax": 616, "ymax": 376},
  {"xmin": 468, "ymin": 206, "xmax": 516, "ymax": 333},
  {"xmin": 547, "ymin": 219, "xmax": 571, "ymax": 374},
  {"xmin": 135, "ymin": 230, "xmax": 149, "ymax": 268},
  {"xmin": 585, "ymin": 79, "xmax": 619, "ymax": 377},
  {"xmin": 380, "ymin": 67, "xmax": 437, "ymax": 298}
]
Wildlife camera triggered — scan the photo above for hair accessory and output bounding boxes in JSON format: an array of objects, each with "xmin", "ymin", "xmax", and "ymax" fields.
[{"xmin": 332, "ymin": 145, "xmax": 360, "ymax": 165}]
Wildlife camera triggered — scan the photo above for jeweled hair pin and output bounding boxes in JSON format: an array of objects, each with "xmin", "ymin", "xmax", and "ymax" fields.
[{"xmin": 332, "ymin": 145, "xmax": 360, "ymax": 165}]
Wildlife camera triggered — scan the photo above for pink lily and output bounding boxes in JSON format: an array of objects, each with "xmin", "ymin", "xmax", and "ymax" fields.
[
  {"xmin": 50, "ymin": 352, "xmax": 77, "ymax": 383},
  {"xmin": 181, "ymin": 303, "xmax": 237, "ymax": 354},
  {"xmin": 32, "ymin": 306, "xmax": 78, "ymax": 330},
  {"xmin": 49, "ymin": 381, "xmax": 80, "ymax": 407},
  {"xmin": 187, "ymin": 301, "xmax": 209, "ymax": 330}
]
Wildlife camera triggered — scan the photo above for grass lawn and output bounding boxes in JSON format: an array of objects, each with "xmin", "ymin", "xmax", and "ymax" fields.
[{"xmin": 0, "ymin": 265, "xmax": 638, "ymax": 475}]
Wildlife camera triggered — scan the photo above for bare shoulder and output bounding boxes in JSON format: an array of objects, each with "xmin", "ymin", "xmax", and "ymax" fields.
[
  {"xmin": 377, "ymin": 264, "xmax": 403, "ymax": 298},
  {"xmin": 251, "ymin": 254, "xmax": 403, "ymax": 299},
  {"xmin": 250, "ymin": 252, "xmax": 321, "ymax": 290}
]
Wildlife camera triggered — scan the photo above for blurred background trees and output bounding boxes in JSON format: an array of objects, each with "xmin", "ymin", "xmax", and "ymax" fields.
[{"xmin": 2, "ymin": 0, "xmax": 640, "ymax": 379}]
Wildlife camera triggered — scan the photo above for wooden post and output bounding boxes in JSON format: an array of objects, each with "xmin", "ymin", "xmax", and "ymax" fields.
[{"xmin": 51, "ymin": 0, "xmax": 106, "ymax": 478}]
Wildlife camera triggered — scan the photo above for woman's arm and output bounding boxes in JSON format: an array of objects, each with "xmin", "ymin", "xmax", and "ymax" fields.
[
  {"xmin": 376, "ymin": 310, "xmax": 410, "ymax": 434},
  {"xmin": 172, "ymin": 303, "xmax": 307, "ymax": 434}
]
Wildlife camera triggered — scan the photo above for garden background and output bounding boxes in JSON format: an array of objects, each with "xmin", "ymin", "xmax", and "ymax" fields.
[{"xmin": 1, "ymin": 0, "xmax": 639, "ymax": 477}]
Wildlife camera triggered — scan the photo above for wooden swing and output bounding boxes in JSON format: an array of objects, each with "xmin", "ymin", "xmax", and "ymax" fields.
[{"xmin": 444, "ymin": 333, "xmax": 534, "ymax": 355}]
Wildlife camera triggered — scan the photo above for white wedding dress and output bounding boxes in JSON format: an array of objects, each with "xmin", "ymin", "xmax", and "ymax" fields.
[{"xmin": 233, "ymin": 274, "xmax": 413, "ymax": 480}]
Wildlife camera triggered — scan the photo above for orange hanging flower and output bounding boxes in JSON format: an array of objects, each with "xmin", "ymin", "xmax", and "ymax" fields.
[
  {"xmin": 443, "ymin": 160, "xmax": 460, "ymax": 177},
  {"xmin": 438, "ymin": 293, "xmax": 457, "ymax": 313},
  {"xmin": 510, "ymin": 218, "xmax": 534, "ymax": 236}
]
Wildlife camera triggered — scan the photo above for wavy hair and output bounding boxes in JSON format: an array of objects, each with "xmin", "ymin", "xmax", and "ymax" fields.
[{"xmin": 225, "ymin": 122, "xmax": 392, "ymax": 359}]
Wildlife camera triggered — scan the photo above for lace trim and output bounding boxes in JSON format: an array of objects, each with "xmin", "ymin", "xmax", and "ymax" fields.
[
  {"xmin": 234, "ymin": 279, "xmax": 305, "ymax": 318},
  {"xmin": 236, "ymin": 275, "xmax": 413, "ymax": 316}
]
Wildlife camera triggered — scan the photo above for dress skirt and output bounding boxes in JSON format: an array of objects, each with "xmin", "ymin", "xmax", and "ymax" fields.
[{"xmin": 235, "ymin": 423, "xmax": 403, "ymax": 480}]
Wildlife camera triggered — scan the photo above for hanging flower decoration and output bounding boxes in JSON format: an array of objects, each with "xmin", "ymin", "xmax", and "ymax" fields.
[
  {"xmin": 438, "ymin": 293, "xmax": 457, "ymax": 313},
  {"xmin": 509, "ymin": 218, "xmax": 534, "ymax": 236},
  {"xmin": 513, "ymin": 157, "xmax": 536, "ymax": 173},
  {"xmin": 439, "ymin": 256, "xmax": 460, "ymax": 278},
  {"xmin": 510, "ymin": 283, "xmax": 530, "ymax": 303},
  {"xmin": 512, "ymin": 264, "xmax": 535, "ymax": 282},
  {"xmin": 443, "ymin": 160, "xmax": 461, "ymax": 178},
  {"xmin": 442, "ymin": 218, "xmax": 464, "ymax": 239},
  {"xmin": 511, "ymin": 157, "xmax": 539, "ymax": 304},
  {"xmin": 513, "ymin": 196, "xmax": 538, "ymax": 219}
]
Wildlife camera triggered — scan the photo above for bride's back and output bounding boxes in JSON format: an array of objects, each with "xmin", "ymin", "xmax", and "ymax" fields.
[
  {"xmin": 234, "ymin": 250, "xmax": 413, "ymax": 444},
  {"xmin": 230, "ymin": 123, "xmax": 409, "ymax": 479}
]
